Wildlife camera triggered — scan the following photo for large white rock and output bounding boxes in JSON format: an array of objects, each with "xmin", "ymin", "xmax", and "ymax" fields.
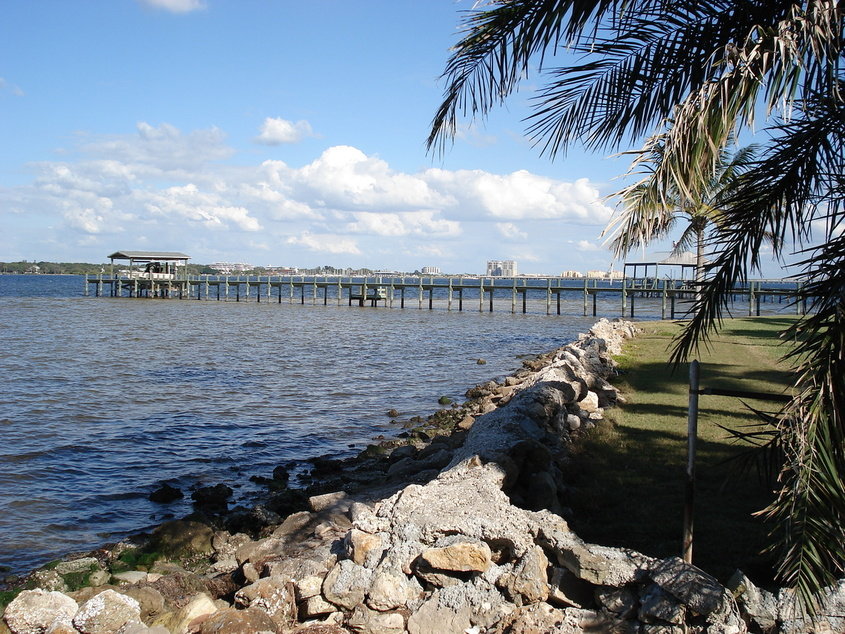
[
  {"xmin": 322, "ymin": 560, "xmax": 373, "ymax": 610},
  {"xmin": 72, "ymin": 589, "xmax": 141, "ymax": 634},
  {"xmin": 234, "ymin": 575, "xmax": 297, "ymax": 629},
  {"xmin": 3, "ymin": 589, "xmax": 78, "ymax": 634}
]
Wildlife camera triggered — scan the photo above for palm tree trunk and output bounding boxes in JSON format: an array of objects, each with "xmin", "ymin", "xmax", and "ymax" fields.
[{"xmin": 695, "ymin": 227, "xmax": 704, "ymax": 303}]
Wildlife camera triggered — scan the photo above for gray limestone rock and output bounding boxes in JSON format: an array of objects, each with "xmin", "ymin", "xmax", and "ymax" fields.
[
  {"xmin": 118, "ymin": 586, "xmax": 165, "ymax": 623},
  {"xmin": 346, "ymin": 604, "xmax": 406, "ymax": 634},
  {"xmin": 595, "ymin": 585, "xmax": 638, "ymax": 618},
  {"xmin": 150, "ymin": 592, "xmax": 217, "ymax": 634},
  {"xmin": 578, "ymin": 390, "xmax": 601, "ymax": 413},
  {"xmin": 115, "ymin": 622, "xmax": 170, "ymax": 634},
  {"xmin": 650, "ymin": 557, "xmax": 730, "ymax": 617},
  {"xmin": 345, "ymin": 529, "xmax": 386, "ymax": 568},
  {"xmin": 541, "ymin": 526, "xmax": 654, "ymax": 587},
  {"xmin": 777, "ymin": 580, "xmax": 845, "ymax": 634},
  {"xmin": 497, "ymin": 545, "xmax": 550, "ymax": 605},
  {"xmin": 405, "ymin": 590, "xmax": 472, "ymax": 634},
  {"xmin": 322, "ymin": 560, "xmax": 373, "ymax": 611},
  {"xmin": 54, "ymin": 558, "xmax": 99, "ymax": 576},
  {"xmin": 234, "ymin": 575, "xmax": 298, "ymax": 629},
  {"xmin": 72, "ymin": 589, "xmax": 141, "ymax": 634},
  {"xmin": 3, "ymin": 589, "xmax": 78, "ymax": 634},
  {"xmin": 639, "ymin": 583, "xmax": 685, "ymax": 625},
  {"xmin": 196, "ymin": 606, "xmax": 277, "ymax": 633},
  {"xmin": 366, "ymin": 567, "xmax": 424, "ymax": 612},
  {"xmin": 30, "ymin": 570, "xmax": 68, "ymax": 593},
  {"xmin": 494, "ymin": 602, "xmax": 568, "ymax": 634},
  {"xmin": 726, "ymin": 570, "xmax": 777, "ymax": 631}
]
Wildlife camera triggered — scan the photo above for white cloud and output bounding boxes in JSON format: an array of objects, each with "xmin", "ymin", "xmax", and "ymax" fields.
[
  {"xmin": 0, "ymin": 77, "xmax": 24, "ymax": 97},
  {"xmin": 296, "ymin": 146, "xmax": 447, "ymax": 211},
  {"xmin": 495, "ymin": 222, "xmax": 527, "ymax": 241},
  {"xmin": 575, "ymin": 240, "xmax": 602, "ymax": 252},
  {"xmin": 287, "ymin": 231, "xmax": 361, "ymax": 255},
  {"xmin": 4, "ymin": 122, "xmax": 619, "ymax": 271},
  {"xmin": 413, "ymin": 244, "xmax": 447, "ymax": 258},
  {"xmin": 509, "ymin": 250, "xmax": 541, "ymax": 262},
  {"xmin": 255, "ymin": 117, "xmax": 314, "ymax": 145},
  {"xmin": 422, "ymin": 169, "xmax": 613, "ymax": 224},
  {"xmin": 81, "ymin": 122, "xmax": 233, "ymax": 170},
  {"xmin": 144, "ymin": 183, "xmax": 261, "ymax": 232},
  {"xmin": 137, "ymin": 0, "xmax": 205, "ymax": 13},
  {"xmin": 345, "ymin": 211, "xmax": 461, "ymax": 238}
]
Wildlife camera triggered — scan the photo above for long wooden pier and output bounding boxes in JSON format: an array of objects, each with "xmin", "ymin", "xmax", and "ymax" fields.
[{"xmin": 83, "ymin": 274, "xmax": 805, "ymax": 320}]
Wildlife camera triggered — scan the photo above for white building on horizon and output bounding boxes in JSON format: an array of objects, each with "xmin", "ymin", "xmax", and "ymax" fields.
[
  {"xmin": 421, "ymin": 266, "xmax": 441, "ymax": 275},
  {"xmin": 210, "ymin": 262, "xmax": 253, "ymax": 274},
  {"xmin": 586, "ymin": 269, "xmax": 625, "ymax": 280},
  {"xmin": 486, "ymin": 260, "xmax": 517, "ymax": 277}
]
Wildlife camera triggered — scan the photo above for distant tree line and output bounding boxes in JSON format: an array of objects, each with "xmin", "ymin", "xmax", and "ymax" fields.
[
  {"xmin": 0, "ymin": 261, "xmax": 218, "ymax": 275},
  {"xmin": 1, "ymin": 261, "xmax": 426, "ymax": 277}
]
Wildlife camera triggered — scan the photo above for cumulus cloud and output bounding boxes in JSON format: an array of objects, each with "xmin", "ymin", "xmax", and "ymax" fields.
[
  {"xmin": 255, "ymin": 117, "xmax": 314, "ymax": 145},
  {"xmin": 345, "ymin": 211, "xmax": 461, "ymax": 238},
  {"xmin": 295, "ymin": 146, "xmax": 448, "ymax": 211},
  {"xmin": 422, "ymin": 169, "xmax": 613, "ymax": 224},
  {"xmin": 496, "ymin": 222, "xmax": 527, "ymax": 241},
  {"xmin": 81, "ymin": 122, "xmax": 233, "ymax": 171},
  {"xmin": 4, "ymin": 121, "xmax": 616, "ymax": 270},
  {"xmin": 145, "ymin": 184, "xmax": 260, "ymax": 232},
  {"xmin": 137, "ymin": 0, "xmax": 205, "ymax": 13},
  {"xmin": 575, "ymin": 240, "xmax": 602, "ymax": 252},
  {"xmin": 287, "ymin": 231, "xmax": 361, "ymax": 255}
]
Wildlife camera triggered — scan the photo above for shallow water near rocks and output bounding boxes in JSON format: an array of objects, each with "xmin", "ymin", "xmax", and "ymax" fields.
[{"xmin": 0, "ymin": 275, "xmax": 609, "ymax": 574}]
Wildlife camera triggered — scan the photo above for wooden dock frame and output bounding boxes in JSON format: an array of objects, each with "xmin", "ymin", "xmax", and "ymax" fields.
[{"xmin": 84, "ymin": 273, "xmax": 806, "ymax": 320}]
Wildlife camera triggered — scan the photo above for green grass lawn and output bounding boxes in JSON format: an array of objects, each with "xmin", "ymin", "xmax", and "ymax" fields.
[{"xmin": 565, "ymin": 316, "xmax": 797, "ymax": 587}]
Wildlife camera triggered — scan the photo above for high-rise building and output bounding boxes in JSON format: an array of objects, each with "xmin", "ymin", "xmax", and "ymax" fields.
[
  {"xmin": 486, "ymin": 260, "xmax": 517, "ymax": 276},
  {"xmin": 421, "ymin": 266, "xmax": 441, "ymax": 275}
]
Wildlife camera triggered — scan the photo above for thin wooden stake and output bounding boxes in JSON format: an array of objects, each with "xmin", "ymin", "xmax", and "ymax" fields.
[{"xmin": 683, "ymin": 360, "xmax": 700, "ymax": 564}]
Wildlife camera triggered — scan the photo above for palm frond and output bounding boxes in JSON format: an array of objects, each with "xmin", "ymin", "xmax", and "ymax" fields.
[
  {"xmin": 427, "ymin": 0, "xmax": 621, "ymax": 155},
  {"xmin": 672, "ymin": 89, "xmax": 845, "ymax": 363}
]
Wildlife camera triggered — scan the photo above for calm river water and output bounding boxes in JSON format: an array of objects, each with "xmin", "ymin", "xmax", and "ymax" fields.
[{"xmin": 0, "ymin": 275, "xmax": 604, "ymax": 574}]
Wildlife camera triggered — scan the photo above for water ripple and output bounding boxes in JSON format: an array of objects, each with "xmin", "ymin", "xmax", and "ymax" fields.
[{"xmin": 0, "ymin": 287, "xmax": 599, "ymax": 573}]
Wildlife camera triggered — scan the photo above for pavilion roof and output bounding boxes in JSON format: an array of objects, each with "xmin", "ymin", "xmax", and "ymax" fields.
[
  {"xmin": 624, "ymin": 251, "xmax": 699, "ymax": 267},
  {"xmin": 108, "ymin": 250, "xmax": 190, "ymax": 262}
]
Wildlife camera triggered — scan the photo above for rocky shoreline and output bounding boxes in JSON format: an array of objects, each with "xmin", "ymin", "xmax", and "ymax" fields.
[{"xmin": 3, "ymin": 318, "xmax": 844, "ymax": 634}]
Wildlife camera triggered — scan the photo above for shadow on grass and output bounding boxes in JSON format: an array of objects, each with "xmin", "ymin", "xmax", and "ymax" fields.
[
  {"xmin": 565, "ymin": 422, "xmax": 778, "ymax": 587},
  {"xmin": 718, "ymin": 316, "xmax": 799, "ymax": 341},
  {"xmin": 617, "ymin": 360, "xmax": 792, "ymax": 396}
]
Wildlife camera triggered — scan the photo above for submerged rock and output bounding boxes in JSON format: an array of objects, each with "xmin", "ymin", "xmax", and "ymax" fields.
[
  {"xmin": 190, "ymin": 484, "xmax": 232, "ymax": 511},
  {"xmin": 148, "ymin": 483, "xmax": 183, "ymax": 504}
]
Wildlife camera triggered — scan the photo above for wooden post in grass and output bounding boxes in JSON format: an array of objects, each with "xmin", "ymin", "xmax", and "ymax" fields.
[{"xmin": 683, "ymin": 360, "xmax": 700, "ymax": 564}]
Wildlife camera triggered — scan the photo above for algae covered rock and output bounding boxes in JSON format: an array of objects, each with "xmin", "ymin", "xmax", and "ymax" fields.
[{"xmin": 148, "ymin": 520, "xmax": 214, "ymax": 558}]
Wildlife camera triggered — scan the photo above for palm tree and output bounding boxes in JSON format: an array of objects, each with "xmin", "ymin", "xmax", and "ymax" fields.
[
  {"xmin": 428, "ymin": 0, "xmax": 845, "ymax": 609},
  {"xmin": 602, "ymin": 135, "xmax": 758, "ymax": 292}
]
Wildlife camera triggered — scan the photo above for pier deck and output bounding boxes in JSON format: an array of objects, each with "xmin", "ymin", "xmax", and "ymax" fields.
[{"xmin": 84, "ymin": 274, "xmax": 805, "ymax": 320}]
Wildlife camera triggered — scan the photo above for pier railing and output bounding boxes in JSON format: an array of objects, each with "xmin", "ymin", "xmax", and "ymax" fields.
[{"xmin": 83, "ymin": 273, "xmax": 806, "ymax": 320}]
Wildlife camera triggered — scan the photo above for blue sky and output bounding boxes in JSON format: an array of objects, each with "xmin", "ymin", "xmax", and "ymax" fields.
[{"xmin": 0, "ymin": 0, "xmax": 786, "ymax": 275}]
